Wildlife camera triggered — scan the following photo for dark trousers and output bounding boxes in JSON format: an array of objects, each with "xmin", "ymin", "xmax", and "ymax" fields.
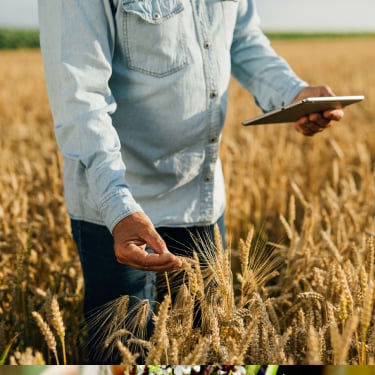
[{"xmin": 71, "ymin": 215, "xmax": 225, "ymax": 364}]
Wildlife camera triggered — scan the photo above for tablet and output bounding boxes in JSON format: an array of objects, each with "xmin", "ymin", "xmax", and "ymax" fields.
[{"xmin": 242, "ymin": 95, "xmax": 365, "ymax": 126}]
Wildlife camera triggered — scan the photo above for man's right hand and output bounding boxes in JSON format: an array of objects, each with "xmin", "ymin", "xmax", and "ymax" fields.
[{"xmin": 112, "ymin": 212, "xmax": 183, "ymax": 272}]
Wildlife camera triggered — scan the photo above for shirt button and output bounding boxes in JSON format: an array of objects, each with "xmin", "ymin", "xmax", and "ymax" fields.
[
  {"xmin": 203, "ymin": 41, "xmax": 211, "ymax": 49},
  {"xmin": 205, "ymin": 175, "xmax": 211, "ymax": 182},
  {"xmin": 210, "ymin": 137, "xmax": 217, "ymax": 143},
  {"xmin": 153, "ymin": 12, "xmax": 161, "ymax": 20},
  {"xmin": 209, "ymin": 91, "xmax": 218, "ymax": 99}
]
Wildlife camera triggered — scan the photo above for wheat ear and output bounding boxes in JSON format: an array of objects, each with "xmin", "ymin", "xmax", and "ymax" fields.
[
  {"xmin": 116, "ymin": 340, "xmax": 139, "ymax": 364},
  {"xmin": 146, "ymin": 295, "xmax": 170, "ymax": 364},
  {"xmin": 50, "ymin": 295, "xmax": 66, "ymax": 364},
  {"xmin": 32, "ymin": 311, "xmax": 59, "ymax": 364}
]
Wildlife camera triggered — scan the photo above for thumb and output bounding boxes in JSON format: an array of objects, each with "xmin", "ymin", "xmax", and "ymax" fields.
[{"xmin": 318, "ymin": 85, "xmax": 335, "ymax": 97}]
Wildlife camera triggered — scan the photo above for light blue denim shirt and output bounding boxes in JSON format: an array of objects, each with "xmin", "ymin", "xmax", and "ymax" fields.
[{"xmin": 38, "ymin": 0, "xmax": 307, "ymax": 233}]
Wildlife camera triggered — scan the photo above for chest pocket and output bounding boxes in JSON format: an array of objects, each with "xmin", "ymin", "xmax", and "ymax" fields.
[{"xmin": 122, "ymin": 0, "xmax": 189, "ymax": 77}]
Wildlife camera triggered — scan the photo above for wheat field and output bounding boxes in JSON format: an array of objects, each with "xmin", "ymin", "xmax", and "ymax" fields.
[{"xmin": 0, "ymin": 37, "xmax": 375, "ymax": 365}]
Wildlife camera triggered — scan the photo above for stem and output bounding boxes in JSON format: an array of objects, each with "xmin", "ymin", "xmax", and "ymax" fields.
[
  {"xmin": 245, "ymin": 366, "xmax": 261, "ymax": 375},
  {"xmin": 264, "ymin": 366, "xmax": 279, "ymax": 375},
  {"xmin": 0, "ymin": 334, "xmax": 19, "ymax": 365},
  {"xmin": 53, "ymin": 348, "xmax": 60, "ymax": 365},
  {"xmin": 164, "ymin": 271, "xmax": 173, "ymax": 309},
  {"xmin": 361, "ymin": 329, "xmax": 367, "ymax": 364},
  {"xmin": 60, "ymin": 336, "xmax": 67, "ymax": 365}
]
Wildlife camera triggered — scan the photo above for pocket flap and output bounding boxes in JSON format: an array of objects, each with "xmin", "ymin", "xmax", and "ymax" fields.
[{"xmin": 122, "ymin": 0, "xmax": 184, "ymax": 24}]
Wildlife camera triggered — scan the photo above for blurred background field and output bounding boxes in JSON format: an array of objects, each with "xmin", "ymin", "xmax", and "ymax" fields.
[
  {"xmin": 1, "ymin": 365, "xmax": 375, "ymax": 375},
  {"xmin": 0, "ymin": 366, "xmax": 48, "ymax": 375},
  {"xmin": 0, "ymin": 29, "xmax": 39, "ymax": 49},
  {"xmin": 0, "ymin": 34, "xmax": 375, "ymax": 364}
]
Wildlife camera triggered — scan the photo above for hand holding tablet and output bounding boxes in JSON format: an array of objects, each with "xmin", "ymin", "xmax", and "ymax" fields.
[{"xmin": 242, "ymin": 95, "xmax": 364, "ymax": 126}]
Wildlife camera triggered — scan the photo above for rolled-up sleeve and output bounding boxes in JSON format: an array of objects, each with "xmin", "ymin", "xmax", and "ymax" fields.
[
  {"xmin": 230, "ymin": 0, "xmax": 308, "ymax": 113},
  {"xmin": 38, "ymin": 0, "xmax": 143, "ymax": 232}
]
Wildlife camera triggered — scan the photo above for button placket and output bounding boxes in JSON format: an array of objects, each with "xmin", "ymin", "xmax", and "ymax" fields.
[{"xmin": 192, "ymin": 0, "xmax": 219, "ymax": 221}]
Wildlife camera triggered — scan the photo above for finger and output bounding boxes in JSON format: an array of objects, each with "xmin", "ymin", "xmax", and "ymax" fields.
[
  {"xmin": 120, "ymin": 247, "xmax": 182, "ymax": 271},
  {"xmin": 143, "ymin": 228, "xmax": 169, "ymax": 255},
  {"xmin": 307, "ymin": 113, "xmax": 330, "ymax": 127},
  {"xmin": 293, "ymin": 115, "xmax": 309, "ymax": 131},
  {"xmin": 323, "ymin": 108, "xmax": 344, "ymax": 121},
  {"xmin": 318, "ymin": 85, "xmax": 335, "ymax": 97},
  {"xmin": 294, "ymin": 121, "xmax": 321, "ymax": 136},
  {"xmin": 300, "ymin": 127, "xmax": 316, "ymax": 137},
  {"xmin": 139, "ymin": 252, "xmax": 183, "ymax": 271},
  {"xmin": 293, "ymin": 117, "xmax": 319, "ymax": 135},
  {"xmin": 296, "ymin": 115, "xmax": 309, "ymax": 126}
]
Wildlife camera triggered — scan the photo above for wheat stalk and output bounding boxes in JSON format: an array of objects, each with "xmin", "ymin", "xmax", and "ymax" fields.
[{"xmin": 360, "ymin": 281, "xmax": 374, "ymax": 364}]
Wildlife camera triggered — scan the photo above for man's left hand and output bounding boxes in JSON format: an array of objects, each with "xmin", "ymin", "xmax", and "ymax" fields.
[{"xmin": 292, "ymin": 85, "xmax": 344, "ymax": 136}]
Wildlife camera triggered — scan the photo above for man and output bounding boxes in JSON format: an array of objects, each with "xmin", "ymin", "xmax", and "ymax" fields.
[{"xmin": 38, "ymin": 0, "xmax": 343, "ymax": 363}]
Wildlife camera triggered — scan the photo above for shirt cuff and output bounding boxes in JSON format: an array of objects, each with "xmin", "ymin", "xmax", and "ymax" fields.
[
  {"xmin": 283, "ymin": 80, "xmax": 309, "ymax": 107},
  {"xmin": 100, "ymin": 188, "xmax": 144, "ymax": 233}
]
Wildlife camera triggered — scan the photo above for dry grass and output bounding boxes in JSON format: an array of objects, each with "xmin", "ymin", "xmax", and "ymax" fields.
[{"xmin": 0, "ymin": 37, "xmax": 375, "ymax": 364}]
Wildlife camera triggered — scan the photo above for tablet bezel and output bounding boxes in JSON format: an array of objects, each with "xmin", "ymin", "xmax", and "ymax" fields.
[{"xmin": 242, "ymin": 95, "xmax": 365, "ymax": 126}]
